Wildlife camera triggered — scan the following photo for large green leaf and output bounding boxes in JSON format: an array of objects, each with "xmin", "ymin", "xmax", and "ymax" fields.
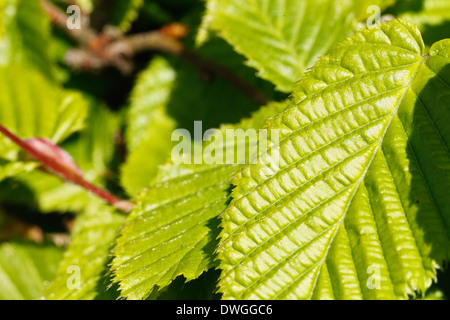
[
  {"xmin": 111, "ymin": 102, "xmax": 285, "ymax": 300},
  {"xmin": 45, "ymin": 201, "xmax": 124, "ymax": 300},
  {"xmin": 217, "ymin": 20, "xmax": 450, "ymax": 300},
  {"xmin": 0, "ymin": 242, "xmax": 63, "ymax": 300},
  {"xmin": 201, "ymin": 0, "xmax": 395, "ymax": 93}
]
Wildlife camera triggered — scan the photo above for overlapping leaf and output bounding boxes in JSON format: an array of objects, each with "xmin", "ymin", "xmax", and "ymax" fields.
[
  {"xmin": 201, "ymin": 0, "xmax": 396, "ymax": 93},
  {"xmin": 121, "ymin": 39, "xmax": 276, "ymax": 196},
  {"xmin": 217, "ymin": 20, "xmax": 450, "ymax": 300},
  {"xmin": 394, "ymin": 0, "xmax": 450, "ymax": 45},
  {"xmin": 111, "ymin": 101, "xmax": 285, "ymax": 300}
]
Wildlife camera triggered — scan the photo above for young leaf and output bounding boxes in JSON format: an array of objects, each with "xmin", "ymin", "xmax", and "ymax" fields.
[
  {"xmin": 201, "ymin": 0, "xmax": 385, "ymax": 92},
  {"xmin": 111, "ymin": 102, "xmax": 286, "ymax": 300},
  {"xmin": 217, "ymin": 20, "xmax": 450, "ymax": 299},
  {"xmin": 0, "ymin": 242, "xmax": 63, "ymax": 300},
  {"xmin": 45, "ymin": 201, "xmax": 124, "ymax": 300}
]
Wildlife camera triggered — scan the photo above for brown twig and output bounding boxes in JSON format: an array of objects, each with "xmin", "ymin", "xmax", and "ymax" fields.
[
  {"xmin": 0, "ymin": 124, "xmax": 134, "ymax": 213},
  {"xmin": 40, "ymin": 0, "xmax": 270, "ymax": 106},
  {"xmin": 181, "ymin": 50, "xmax": 270, "ymax": 106},
  {"xmin": 106, "ymin": 34, "xmax": 269, "ymax": 105}
]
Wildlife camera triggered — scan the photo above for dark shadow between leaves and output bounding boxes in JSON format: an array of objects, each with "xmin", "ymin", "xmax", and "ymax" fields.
[
  {"xmin": 164, "ymin": 37, "xmax": 279, "ymax": 136},
  {"xmin": 406, "ymin": 53, "xmax": 450, "ymax": 297}
]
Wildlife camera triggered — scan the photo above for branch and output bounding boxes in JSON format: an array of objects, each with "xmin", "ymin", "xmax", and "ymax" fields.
[
  {"xmin": 40, "ymin": 0, "xmax": 270, "ymax": 106},
  {"xmin": 106, "ymin": 34, "xmax": 269, "ymax": 105},
  {"xmin": 0, "ymin": 124, "xmax": 134, "ymax": 213}
]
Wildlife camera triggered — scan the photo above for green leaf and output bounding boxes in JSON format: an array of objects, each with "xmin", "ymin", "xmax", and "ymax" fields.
[
  {"xmin": 121, "ymin": 40, "xmax": 276, "ymax": 195},
  {"xmin": 111, "ymin": 101, "xmax": 286, "ymax": 300},
  {"xmin": 121, "ymin": 57, "xmax": 178, "ymax": 195},
  {"xmin": 0, "ymin": 242, "xmax": 63, "ymax": 300},
  {"xmin": 201, "ymin": 0, "xmax": 387, "ymax": 92},
  {"xmin": 113, "ymin": 164, "xmax": 239, "ymax": 300},
  {"xmin": 0, "ymin": 64, "xmax": 88, "ymax": 161},
  {"xmin": 125, "ymin": 57, "xmax": 176, "ymax": 152},
  {"xmin": 0, "ymin": 0, "xmax": 54, "ymax": 77},
  {"xmin": 45, "ymin": 201, "xmax": 124, "ymax": 300},
  {"xmin": 217, "ymin": 20, "xmax": 450, "ymax": 300}
]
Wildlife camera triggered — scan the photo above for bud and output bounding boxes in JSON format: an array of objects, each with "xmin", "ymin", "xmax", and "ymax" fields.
[
  {"xmin": 23, "ymin": 138, "xmax": 83, "ymax": 178},
  {"xmin": 159, "ymin": 23, "xmax": 189, "ymax": 39}
]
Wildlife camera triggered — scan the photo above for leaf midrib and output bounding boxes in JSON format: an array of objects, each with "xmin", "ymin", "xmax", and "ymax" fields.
[
  {"xmin": 310, "ymin": 55, "xmax": 428, "ymax": 298},
  {"xmin": 223, "ymin": 52, "xmax": 427, "ymax": 299}
]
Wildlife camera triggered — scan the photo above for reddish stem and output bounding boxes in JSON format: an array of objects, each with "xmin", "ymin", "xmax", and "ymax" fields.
[{"xmin": 0, "ymin": 124, "xmax": 133, "ymax": 213}]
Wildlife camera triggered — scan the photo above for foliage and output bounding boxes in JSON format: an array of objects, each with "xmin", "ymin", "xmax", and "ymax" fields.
[{"xmin": 0, "ymin": 0, "xmax": 448, "ymax": 300}]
